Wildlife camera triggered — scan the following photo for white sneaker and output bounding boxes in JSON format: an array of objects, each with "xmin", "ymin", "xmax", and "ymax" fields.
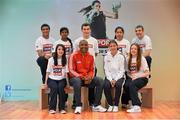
[
  {"xmin": 92, "ymin": 105, "xmax": 107, "ymax": 112},
  {"xmin": 107, "ymin": 105, "xmax": 113, "ymax": 112},
  {"xmin": 60, "ymin": 110, "xmax": 67, "ymax": 114},
  {"xmin": 74, "ymin": 106, "xmax": 82, "ymax": 114},
  {"xmin": 49, "ymin": 110, "xmax": 56, "ymax": 114},
  {"xmin": 127, "ymin": 105, "xmax": 141, "ymax": 113},
  {"xmin": 113, "ymin": 106, "xmax": 118, "ymax": 112}
]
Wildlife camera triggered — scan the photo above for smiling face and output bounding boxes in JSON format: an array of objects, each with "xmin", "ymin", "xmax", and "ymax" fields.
[
  {"xmin": 57, "ymin": 46, "xmax": 64, "ymax": 57},
  {"xmin": 41, "ymin": 26, "xmax": 50, "ymax": 38},
  {"xmin": 79, "ymin": 40, "xmax": 88, "ymax": 54},
  {"xmin": 135, "ymin": 27, "xmax": 144, "ymax": 39},
  {"xmin": 130, "ymin": 44, "xmax": 138, "ymax": 57},
  {"xmin": 109, "ymin": 41, "xmax": 118, "ymax": 56},
  {"xmin": 82, "ymin": 25, "xmax": 91, "ymax": 38}
]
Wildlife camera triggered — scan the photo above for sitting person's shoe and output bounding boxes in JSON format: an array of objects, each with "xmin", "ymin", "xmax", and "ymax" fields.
[
  {"xmin": 107, "ymin": 105, "xmax": 113, "ymax": 112},
  {"xmin": 74, "ymin": 106, "xmax": 82, "ymax": 114},
  {"xmin": 127, "ymin": 105, "xmax": 141, "ymax": 113},
  {"xmin": 49, "ymin": 110, "xmax": 56, "ymax": 114},
  {"xmin": 112, "ymin": 106, "xmax": 118, "ymax": 112},
  {"xmin": 92, "ymin": 105, "xmax": 107, "ymax": 112},
  {"xmin": 60, "ymin": 110, "xmax": 67, "ymax": 114}
]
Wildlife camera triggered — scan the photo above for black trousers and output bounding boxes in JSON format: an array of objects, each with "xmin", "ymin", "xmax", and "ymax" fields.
[
  {"xmin": 104, "ymin": 78, "xmax": 125, "ymax": 106},
  {"xmin": 47, "ymin": 78, "xmax": 66, "ymax": 111},
  {"xmin": 36, "ymin": 56, "xmax": 48, "ymax": 84},
  {"xmin": 145, "ymin": 56, "xmax": 152, "ymax": 70},
  {"xmin": 122, "ymin": 77, "xmax": 148, "ymax": 106},
  {"xmin": 88, "ymin": 67, "xmax": 97, "ymax": 105}
]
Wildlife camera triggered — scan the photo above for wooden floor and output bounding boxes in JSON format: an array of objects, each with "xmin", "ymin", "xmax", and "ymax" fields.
[{"xmin": 0, "ymin": 101, "xmax": 180, "ymax": 120}]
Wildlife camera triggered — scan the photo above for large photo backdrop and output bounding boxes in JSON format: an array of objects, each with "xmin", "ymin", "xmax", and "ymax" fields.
[{"xmin": 0, "ymin": 0, "xmax": 180, "ymax": 101}]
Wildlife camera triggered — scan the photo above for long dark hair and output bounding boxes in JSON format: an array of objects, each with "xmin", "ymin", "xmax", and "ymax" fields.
[
  {"xmin": 53, "ymin": 44, "xmax": 67, "ymax": 67},
  {"xmin": 114, "ymin": 26, "xmax": 124, "ymax": 39},
  {"xmin": 128, "ymin": 43, "xmax": 142, "ymax": 71},
  {"xmin": 60, "ymin": 27, "xmax": 73, "ymax": 51},
  {"xmin": 79, "ymin": 0, "xmax": 101, "ymax": 15}
]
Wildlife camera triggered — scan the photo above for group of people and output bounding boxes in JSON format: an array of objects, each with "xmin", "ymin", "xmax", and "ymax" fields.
[{"xmin": 35, "ymin": 23, "xmax": 152, "ymax": 114}]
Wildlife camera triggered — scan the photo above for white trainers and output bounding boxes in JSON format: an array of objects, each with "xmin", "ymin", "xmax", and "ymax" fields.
[
  {"xmin": 92, "ymin": 105, "xmax": 107, "ymax": 112},
  {"xmin": 107, "ymin": 105, "xmax": 113, "ymax": 112},
  {"xmin": 127, "ymin": 105, "xmax": 141, "ymax": 113},
  {"xmin": 74, "ymin": 106, "xmax": 82, "ymax": 114},
  {"xmin": 112, "ymin": 106, "xmax": 118, "ymax": 112},
  {"xmin": 60, "ymin": 110, "xmax": 67, "ymax": 114},
  {"xmin": 49, "ymin": 110, "xmax": 56, "ymax": 114}
]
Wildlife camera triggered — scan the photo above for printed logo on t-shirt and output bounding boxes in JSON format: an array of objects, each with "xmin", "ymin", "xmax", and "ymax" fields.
[
  {"xmin": 118, "ymin": 44, "xmax": 126, "ymax": 53},
  {"xmin": 52, "ymin": 65, "xmax": 63, "ymax": 76},
  {"xmin": 64, "ymin": 45, "xmax": 71, "ymax": 55},
  {"xmin": 130, "ymin": 63, "xmax": 137, "ymax": 74},
  {"xmin": 139, "ymin": 44, "xmax": 145, "ymax": 49},
  {"xmin": 43, "ymin": 44, "xmax": 52, "ymax": 54},
  {"xmin": 88, "ymin": 44, "xmax": 93, "ymax": 48}
]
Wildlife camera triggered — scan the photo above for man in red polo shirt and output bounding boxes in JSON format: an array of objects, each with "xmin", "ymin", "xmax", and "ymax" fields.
[{"xmin": 69, "ymin": 40, "xmax": 106, "ymax": 114}]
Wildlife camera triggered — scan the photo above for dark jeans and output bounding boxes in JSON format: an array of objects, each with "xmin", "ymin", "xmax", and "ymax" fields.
[
  {"xmin": 104, "ymin": 78, "xmax": 125, "ymax": 106},
  {"xmin": 121, "ymin": 77, "xmax": 132, "ymax": 105},
  {"xmin": 47, "ymin": 78, "xmax": 66, "ymax": 110},
  {"xmin": 145, "ymin": 56, "xmax": 152, "ymax": 70},
  {"xmin": 69, "ymin": 76, "xmax": 104, "ymax": 107},
  {"xmin": 122, "ymin": 77, "xmax": 148, "ymax": 106},
  {"xmin": 88, "ymin": 67, "xmax": 97, "ymax": 105},
  {"xmin": 36, "ymin": 56, "xmax": 48, "ymax": 84}
]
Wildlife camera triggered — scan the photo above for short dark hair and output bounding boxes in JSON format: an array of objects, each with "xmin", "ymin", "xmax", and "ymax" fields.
[
  {"xmin": 81, "ymin": 23, "xmax": 90, "ymax": 30},
  {"xmin": 135, "ymin": 25, "xmax": 144, "ymax": 31},
  {"xmin": 41, "ymin": 24, "xmax": 50, "ymax": 30},
  {"xmin": 108, "ymin": 40, "xmax": 118, "ymax": 46},
  {"xmin": 60, "ymin": 27, "xmax": 69, "ymax": 33}
]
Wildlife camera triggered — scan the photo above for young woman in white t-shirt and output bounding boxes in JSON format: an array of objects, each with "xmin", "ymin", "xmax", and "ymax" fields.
[
  {"xmin": 45, "ymin": 44, "xmax": 68, "ymax": 114},
  {"xmin": 126, "ymin": 43, "xmax": 150, "ymax": 113},
  {"xmin": 54, "ymin": 27, "xmax": 73, "ymax": 58},
  {"xmin": 54, "ymin": 27, "xmax": 73, "ymax": 106},
  {"xmin": 114, "ymin": 26, "xmax": 130, "ymax": 57}
]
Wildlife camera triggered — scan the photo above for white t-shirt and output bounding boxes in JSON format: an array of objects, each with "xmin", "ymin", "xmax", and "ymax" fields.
[
  {"xmin": 104, "ymin": 51, "xmax": 125, "ymax": 81},
  {"xmin": 46, "ymin": 57, "xmax": 68, "ymax": 80},
  {"xmin": 35, "ymin": 36, "xmax": 55, "ymax": 56},
  {"xmin": 131, "ymin": 35, "xmax": 152, "ymax": 54},
  {"xmin": 74, "ymin": 36, "xmax": 99, "ymax": 59},
  {"xmin": 127, "ymin": 56, "xmax": 149, "ymax": 78},
  {"xmin": 54, "ymin": 39, "xmax": 72, "ymax": 59},
  {"xmin": 115, "ymin": 38, "xmax": 130, "ymax": 57}
]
